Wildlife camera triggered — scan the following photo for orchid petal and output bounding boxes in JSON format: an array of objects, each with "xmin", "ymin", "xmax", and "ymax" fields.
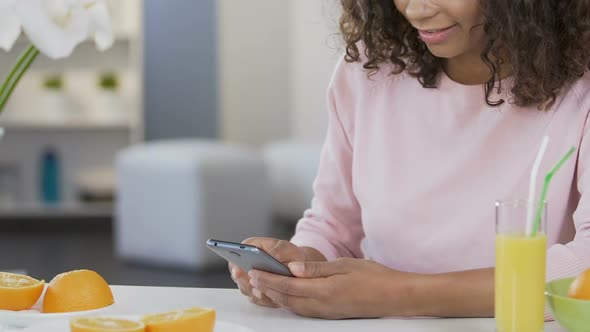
[{"xmin": 0, "ymin": 0, "xmax": 20, "ymax": 51}]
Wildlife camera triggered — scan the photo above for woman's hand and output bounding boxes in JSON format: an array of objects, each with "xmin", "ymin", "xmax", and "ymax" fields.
[
  {"xmin": 229, "ymin": 238, "xmax": 312, "ymax": 308},
  {"xmin": 249, "ymin": 258, "xmax": 419, "ymax": 319}
]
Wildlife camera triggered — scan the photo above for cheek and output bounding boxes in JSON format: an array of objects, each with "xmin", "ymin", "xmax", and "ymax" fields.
[
  {"xmin": 450, "ymin": 1, "xmax": 483, "ymax": 27},
  {"xmin": 393, "ymin": 0, "xmax": 407, "ymax": 13},
  {"xmin": 451, "ymin": 2, "xmax": 486, "ymax": 46}
]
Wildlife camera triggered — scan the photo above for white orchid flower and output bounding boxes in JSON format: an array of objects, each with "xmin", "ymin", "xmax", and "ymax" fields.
[
  {"xmin": 15, "ymin": 0, "xmax": 114, "ymax": 59},
  {"xmin": 0, "ymin": 0, "xmax": 21, "ymax": 52}
]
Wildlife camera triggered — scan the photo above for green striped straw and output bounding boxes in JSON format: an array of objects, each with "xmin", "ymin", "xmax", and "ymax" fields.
[{"xmin": 531, "ymin": 146, "xmax": 577, "ymax": 236}]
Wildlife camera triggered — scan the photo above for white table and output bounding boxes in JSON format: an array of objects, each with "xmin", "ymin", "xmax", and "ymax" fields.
[{"xmin": 73, "ymin": 286, "xmax": 566, "ymax": 332}]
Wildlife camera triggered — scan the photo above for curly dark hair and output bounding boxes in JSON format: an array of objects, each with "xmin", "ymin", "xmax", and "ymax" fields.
[{"xmin": 339, "ymin": 0, "xmax": 590, "ymax": 109}]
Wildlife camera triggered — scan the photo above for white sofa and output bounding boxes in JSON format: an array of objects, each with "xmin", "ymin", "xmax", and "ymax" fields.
[
  {"xmin": 115, "ymin": 139, "xmax": 323, "ymax": 270},
  {"xmin": 115, "ymin": 140, "xmax": 272, "ymax": 270},
  {"xmin": 262, "ymin": 140, "xmax": 323, "ymax": 223}
]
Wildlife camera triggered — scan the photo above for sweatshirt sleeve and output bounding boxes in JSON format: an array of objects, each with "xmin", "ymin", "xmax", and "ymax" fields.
[
  {"xmin": 290, "ymin": 61, "xmax": 365, "ymax": 261},
  {"xmin": 546, "ymin": 116, "xmax": 590, "ymax": 281}
]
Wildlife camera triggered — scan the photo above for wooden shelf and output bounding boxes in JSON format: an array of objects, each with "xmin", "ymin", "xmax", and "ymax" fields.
[
  {"xmin": 0, "ymin": 203, "xmax": 113, "ymax": 219},
  {"xmin": 0, "ymin": 120, "xmax": 136, "ymax": 131}
]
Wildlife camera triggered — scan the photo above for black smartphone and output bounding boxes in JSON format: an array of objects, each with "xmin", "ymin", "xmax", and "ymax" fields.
[{"xmin": 206, "ymin": 239, "xmax": 293, "ymax": 277}]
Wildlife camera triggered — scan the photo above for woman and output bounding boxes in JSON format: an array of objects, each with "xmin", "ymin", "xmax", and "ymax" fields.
[{"xmin": 231, "ymin": 0, "xmax": 590, "ymax": 319}]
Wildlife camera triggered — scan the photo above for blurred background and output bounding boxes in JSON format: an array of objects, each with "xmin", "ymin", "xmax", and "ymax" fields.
[{"xmin": 0, "ymin": 0, "xmax": 342, "ymax": 288}]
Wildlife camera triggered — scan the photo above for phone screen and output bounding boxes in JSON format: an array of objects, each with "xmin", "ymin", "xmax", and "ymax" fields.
[{"xmin": 207, "ymin": 239, "xmax": 293, "ymax": 277}]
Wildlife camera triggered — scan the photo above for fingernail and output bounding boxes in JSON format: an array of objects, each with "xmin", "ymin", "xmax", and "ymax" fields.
[
  {"xmin": 249, "ymin": 277, "xmax": 258, "ymax": 288},
  {"xmin": 231, "ymin": 268, "xmax": 237, "ymax": 279},
  {"xmin": 252, "ymin": 288, "xmax": 262, "ymax": 299},
  {"xmin": 289, "ymin": 262, "xmax": 304, "ymax": 275}
]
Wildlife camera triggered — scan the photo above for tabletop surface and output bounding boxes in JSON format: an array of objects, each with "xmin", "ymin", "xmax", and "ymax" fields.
[{"xmin": 56, "ymin": 286, "xmax": 566, "ymax": 332}]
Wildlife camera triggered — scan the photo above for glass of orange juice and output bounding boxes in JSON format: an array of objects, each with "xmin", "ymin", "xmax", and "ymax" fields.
[{"xmin": 495, "ymin": 200, "xmax": 547, "ymax": 332}]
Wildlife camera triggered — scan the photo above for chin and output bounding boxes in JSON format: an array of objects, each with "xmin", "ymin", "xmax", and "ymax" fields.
[{"xmin": 424, "ymin": 44, "xmax": 465, "ymax": 59}]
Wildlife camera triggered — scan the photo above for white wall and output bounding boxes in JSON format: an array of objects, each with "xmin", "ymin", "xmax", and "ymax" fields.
[
  {"xmin": 217, "ymin": 0, "xmax": 291, "ymax": 146},
  {"xmin": 218, "ymin": 0, "xmax": 341, "ymax": 145},
  {"xmin": 290, "ymin": 0, "xmax": 341, "ymax": 142}
]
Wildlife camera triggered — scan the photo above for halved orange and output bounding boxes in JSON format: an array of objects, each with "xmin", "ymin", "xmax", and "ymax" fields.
[
  {"xmin": 0, "ymin": 272, "xmax": 45, "ymax": 311},
  {"xmin": 43, "ymin": 269, "xmax": 114, "ymax": 313},
  {"xmin": 70, "ymin": 317, "xmax": 146, "ymax": 332},
  {"xmin": 568, "ymin": 269, "xmax": 590, "ymax": 300},
  {"xmin": 141, "ymin": 307, "xmax": 215, "ymax": 332}
]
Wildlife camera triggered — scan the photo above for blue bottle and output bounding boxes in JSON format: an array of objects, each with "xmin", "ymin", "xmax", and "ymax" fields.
[{"xmin": 40, "ymin": 147, "xmax": 61, "ymax": 205}]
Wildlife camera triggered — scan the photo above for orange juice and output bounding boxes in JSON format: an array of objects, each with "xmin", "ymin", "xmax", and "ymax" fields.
[{"xmin": 495, "ymin": 234, "xmax": 547, "ymax": 332}]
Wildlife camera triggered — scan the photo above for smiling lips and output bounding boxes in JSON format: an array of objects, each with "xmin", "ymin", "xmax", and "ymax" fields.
[{"xmin": 417, "ymin": 25, "xmax": 457, "ymax": 44}]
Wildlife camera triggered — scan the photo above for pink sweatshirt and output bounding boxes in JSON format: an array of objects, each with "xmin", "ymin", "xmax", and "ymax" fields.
[{"xmin": 291, "ymin": 57, "xmax": 590, "ymax": 282}]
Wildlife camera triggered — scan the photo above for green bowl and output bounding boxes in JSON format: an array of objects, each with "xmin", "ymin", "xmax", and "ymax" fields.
[{"xmin": 546, "ymin": 277, "xmax": 590, "ymax": 332}]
